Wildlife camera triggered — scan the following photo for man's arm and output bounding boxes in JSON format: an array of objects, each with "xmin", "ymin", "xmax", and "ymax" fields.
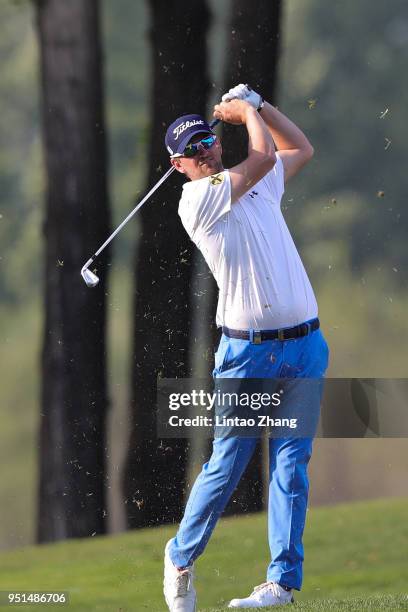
[
  {"xmin": 213, "ymin": 99, "xmax": 276, "ymax": 203},
  {"xmin": 259, "ymin": 102, "xmax": 314, "ymax": 183}
]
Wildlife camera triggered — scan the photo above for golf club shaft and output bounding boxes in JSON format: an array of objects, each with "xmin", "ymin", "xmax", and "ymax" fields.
[
  {"xmin": 82, "ymin": 118, "xmax": 220, "ymax": 272},
  {"xmin": 82, "ymin": 165, "xmax": 175, "ymax": 271}
]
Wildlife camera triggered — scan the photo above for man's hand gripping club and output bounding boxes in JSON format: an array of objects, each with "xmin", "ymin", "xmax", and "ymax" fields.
[{"xmin": 221, "ymin": 83, "xmax": 264, "ymax": 111}]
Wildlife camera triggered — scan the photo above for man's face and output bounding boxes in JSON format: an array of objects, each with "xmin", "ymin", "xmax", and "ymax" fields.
[{"xmin": 170, "ymin": 132, "xmax": 224, "ymax": 181}]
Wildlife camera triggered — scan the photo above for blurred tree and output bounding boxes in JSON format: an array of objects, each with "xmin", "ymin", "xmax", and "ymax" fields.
[
  {"xmin": 36, "ymin": 0, "xmax": 110, "ymax": 542},
  {"xmin": 221, "ymin": 0, "xmax": 283, "ymax": 516},
  {"xmin": 280, "ymin": 0, "xmax": 408, "ymax": 279},
  {"xmin": 221, "ymin": 0, "xmax": 282, "ymax": 168},
  {"xmin": 123, "ymin": 0, "xmax": 211, "ymax": 528}
]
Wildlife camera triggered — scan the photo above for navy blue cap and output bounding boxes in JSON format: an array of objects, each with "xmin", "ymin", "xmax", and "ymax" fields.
[{"xmin": 165, "ymin": 114, "xmax": 214, "ymax": 156}]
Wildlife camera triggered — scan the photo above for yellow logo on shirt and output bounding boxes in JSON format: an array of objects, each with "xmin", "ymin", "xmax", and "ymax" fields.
[{"xmin": 210, "ymin": 173, "xmax": 224, "ymax": 186}]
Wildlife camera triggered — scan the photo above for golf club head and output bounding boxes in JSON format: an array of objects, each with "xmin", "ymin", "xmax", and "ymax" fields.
[{"xmin": 81, "ymin": 267, "xmax": 100, "ymax": 288}]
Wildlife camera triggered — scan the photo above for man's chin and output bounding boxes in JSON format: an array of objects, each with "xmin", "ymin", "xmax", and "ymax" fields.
[
  {"xmin": 199, "ymin": 161, "xmax": 222, "ymax": 175},
  {"xmin": 201, "ymin": 166, "xmax": 215, "ymax": 176}
]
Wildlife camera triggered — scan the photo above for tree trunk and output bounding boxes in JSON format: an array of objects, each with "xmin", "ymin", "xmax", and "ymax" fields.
[
  {"xmin": 123, "ymin": 0, "xmax": 211, "ymax": 528},
  {"xmin": 36, "ymin": 0, "xmax": 110, "ymax": 542},
  {"xmin": 222, "ymin": 0, "xmax": 283, "ymax": 516},
  {"xmin": 222, "ymin": 0, "xmax": 283, "ymax": 168}
]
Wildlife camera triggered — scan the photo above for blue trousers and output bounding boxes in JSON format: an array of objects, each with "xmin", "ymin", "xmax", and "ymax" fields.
[{"xmin": 169, "ymin": 325, "xmax": 329, "ymax": 590}]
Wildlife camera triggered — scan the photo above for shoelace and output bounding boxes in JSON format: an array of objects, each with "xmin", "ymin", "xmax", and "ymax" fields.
[
  {"xmin": 175, "ymin": 569, "xmax": 192, "ymax": 597},
  {"xmin": 251, "ymin": 581, "xmax": 284, "ymax": 599}
]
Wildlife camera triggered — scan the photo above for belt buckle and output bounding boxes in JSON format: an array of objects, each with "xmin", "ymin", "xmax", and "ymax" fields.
[
  {"xmin": 303, "ymin": 322, "xmax": 311, "ymax": 336},
  {"xmin": 252, "ymin": 330, "xmax": 262, "ymax": 344},
  {"xmin": 278, "ymin": 329, "xmax": 286, "ymax": 341}
]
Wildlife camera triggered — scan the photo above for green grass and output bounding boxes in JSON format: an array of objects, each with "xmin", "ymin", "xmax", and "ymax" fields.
[
  {"xmin": 0, "ymin": 498, "xmax": 407, "ymax": 611},
  {"xmin": 206, "ymin": 595, "xmax": 408, "ymax": 611}
]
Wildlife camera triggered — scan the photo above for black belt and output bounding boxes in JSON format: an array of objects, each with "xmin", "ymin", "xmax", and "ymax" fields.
[{"xmin": 222, "ymin": 318, "xmax": 320, "ymax": 344}]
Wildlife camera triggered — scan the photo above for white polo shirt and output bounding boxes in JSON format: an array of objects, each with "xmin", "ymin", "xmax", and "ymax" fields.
[{"xmin": 178, "ymin": 154, "xmax": 318, "ymax": 330}]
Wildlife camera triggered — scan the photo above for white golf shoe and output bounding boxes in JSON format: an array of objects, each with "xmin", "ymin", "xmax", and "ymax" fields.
[
  {"xmin": 163, "ymin": 539, "xmax": 196, "ymax": 612},
  {"xmin": 228, "ymin": 581, "xmax": 294, "ymax": 608}
]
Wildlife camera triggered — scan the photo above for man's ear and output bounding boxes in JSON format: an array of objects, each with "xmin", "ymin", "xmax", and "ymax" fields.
[{"xmin": 170, "ymin": 158, "xmax": 186, "ymax": 174}]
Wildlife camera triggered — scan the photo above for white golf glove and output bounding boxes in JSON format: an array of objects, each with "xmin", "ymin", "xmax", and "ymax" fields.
[{"xmin": 221, "ymin": 83, "xmax": 264, "ymax": 111}]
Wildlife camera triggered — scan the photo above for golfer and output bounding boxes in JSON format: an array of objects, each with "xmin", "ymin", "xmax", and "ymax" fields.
[{"xmin": 163, "ymin": 84, "xmax": 329, "ymax": 610}]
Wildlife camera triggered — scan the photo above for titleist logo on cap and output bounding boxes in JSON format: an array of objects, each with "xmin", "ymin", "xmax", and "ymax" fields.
[
  {"xmin": 173, "ymin": 119, "xmax": 205, "ymax": 140},
  {"xmin": 165, "ymin": 114, "xmax": 212, "ymax": 156}
]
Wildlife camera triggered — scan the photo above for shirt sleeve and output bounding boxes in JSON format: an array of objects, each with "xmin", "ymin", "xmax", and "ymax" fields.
[
  {"xmin": 260, "ymin": 153, "xmax": 285, "ymax": 205},
  {"xmin": 178, "ymin": 171, "xmax": 231, "ymax": 241}
]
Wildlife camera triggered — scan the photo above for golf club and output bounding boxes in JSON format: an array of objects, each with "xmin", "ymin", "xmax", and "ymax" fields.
[{"xmin": 81, "ymin": 118, "xmax": 220, "ymax": 287}]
